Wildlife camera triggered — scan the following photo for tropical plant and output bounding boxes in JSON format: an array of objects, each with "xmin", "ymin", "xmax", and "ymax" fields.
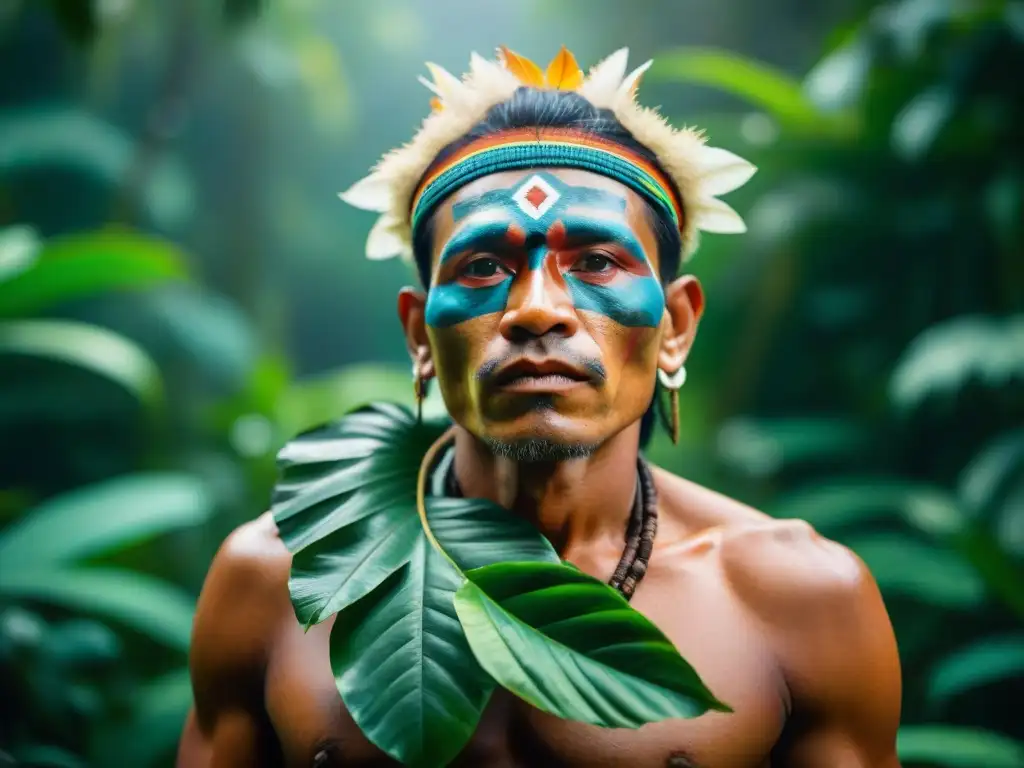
[
  {"xmin": 647, "ymin": 0, "xmax": 1024, "ymax": 765},
  {"xmin": 4, "ymin": 0, "xmax": 1023, "ymax": 766},
  {"xmin": 0, "ymin": 221, "xmax": 417, "ymax": 765}
]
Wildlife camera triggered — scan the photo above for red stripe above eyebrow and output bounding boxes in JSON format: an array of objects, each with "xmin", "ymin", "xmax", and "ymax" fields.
[
  {"xmin": 546, "ymin": 220, "xmax": 568, "ymax": 250},
  {"xmin": 506, "ymin": 223, "xmax": 527, "ymax": 247}
]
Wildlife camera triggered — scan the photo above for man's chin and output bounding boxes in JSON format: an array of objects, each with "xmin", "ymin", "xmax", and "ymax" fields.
[
  {"xmin": 482, "ymin": 436, "xmax": 600, "ymax": 463},
  {"xmin": 476, "ymin": 399, "xmax": 605, "ymax": 461}
]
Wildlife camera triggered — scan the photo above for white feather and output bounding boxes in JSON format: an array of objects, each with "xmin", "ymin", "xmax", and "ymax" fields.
[
  {"xmin": 424, "ymin": 62, "xmax": 463, "ymax": 100},
  {"xmin": 695, "ymin": 147, "xmax": 757, "ymax": 196},
  {"xmin": 470, "ymin": 51, "xmax": 504, "ymax": 78},
  {"xmin": 365, "ymin": 214, "xmax": 406, "ymax": 260},
  {"xmin": 339, "ymin": 174, "xmax": 391, "ymax": 213},
  {"xmin": 578, "ymin": 48, "xmax": 629, "ymax": 105},
  {"xmin": 418, "ymin": 75, "xmax": 441, "ymax": 96},
  {"xmin": 693, "ymin": 197, "xmax": 747, "ymax": 234},
  {"xmin": 618, "ymin": 59, "xmax": 653, "ymax": 97}
]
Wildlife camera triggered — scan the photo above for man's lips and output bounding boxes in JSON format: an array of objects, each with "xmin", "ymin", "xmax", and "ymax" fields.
[{"xmin": 491, "ymin": 358, "xmax": 594, "ymax": 393}]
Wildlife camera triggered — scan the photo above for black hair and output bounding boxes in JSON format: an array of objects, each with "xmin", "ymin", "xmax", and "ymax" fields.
[{"xmin": 413, "ymin": 87, "xmax": 683, "ymax": 447}]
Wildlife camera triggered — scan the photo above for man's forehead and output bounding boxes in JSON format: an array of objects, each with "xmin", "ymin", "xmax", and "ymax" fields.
[
  {"xmin": 426, "ymin": 167, "xmax": 663, "ymax": 278},
  {"xmin": 431, "ymin": 168, "xmax": 651, "ymax": 246}
]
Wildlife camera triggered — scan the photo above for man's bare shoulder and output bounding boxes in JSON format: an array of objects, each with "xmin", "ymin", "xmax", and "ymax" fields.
[
  {"xmin": 208, "ymin": 512, "xmax": 292, "ymax": 595},
  {"xmin": 190, "ymin": 513, "xmax": 293, "ymax": 682},
  {"xmin": 652, "ymin": 467, "xmax": 873, "ymax": 625},
  {"xmin": 719, "ymin": 517, "xmax": 871, "ymax": 624}
]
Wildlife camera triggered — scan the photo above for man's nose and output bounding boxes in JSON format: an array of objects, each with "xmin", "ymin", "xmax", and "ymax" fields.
[{"xmin": 498, "ymin": 256, "xmax": 579, "ymax": 340}]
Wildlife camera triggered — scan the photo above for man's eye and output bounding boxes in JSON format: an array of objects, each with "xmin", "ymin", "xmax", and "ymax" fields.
[
  {"xmin": 462, "ymin": 257, "xmax": 504, "ymax": 278},
  {"xmin": 572, "ymin": 252, "xmax": 615, "ymax": 273}
]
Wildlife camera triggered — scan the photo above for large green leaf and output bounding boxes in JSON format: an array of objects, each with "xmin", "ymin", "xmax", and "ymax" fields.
[
  {"xmin": 330, "ymin": 538, "xmax": 494, "ymax": 768},
  {"xmin": 897, "ymin": 725, "xmax": 1024, "ymax": 767},
  {"xmin": 0, "ymin": 319, "xmax": 163, "ymax": 409},
  {"xmin": 454, "ymin": 561, "xmax": 728, "ymax": 728},
  {"xmin": 427, "ymin": 496, "xmax": 559, "ymax": 571},
  {"xmin": 0, "ymin": 568, "xmax": 195, "ymax": 651},
  {"xmin": 274, "ymin": 402, "xmax": 725, "ymax": 766},
  {"xmin": 272, "ymin": 405, "xmax": 499, "ymax": 767},
  {"xmin": 0, "ymin": 231, "xmax": 189, "ymax": 318},
  {"xmin": 272, "ymin": 403, "xmax": 442, "ymax": 626},
  {"xmin": 0, "ymin": 473, "xmax": 212, "ymax": 572},
  {"xmin": 649, "ymin": 48, "xmax": 845, "ymax": 132},
  {"xmin": 273, "ymin": 403, "xmax": 555, "ymax": 628},
  {"xmin": 927, "ymin": 634, "xmax": 1024, "ymax": 708}
]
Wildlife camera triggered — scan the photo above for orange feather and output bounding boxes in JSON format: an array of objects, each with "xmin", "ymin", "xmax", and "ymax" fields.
[
  {"xmin": 498, "ymin": 46, "xmax": 546, "ymax": 88},
  {"xmin": 545, "ymin": 46, "xmax": 584, "ymax": 90},
  {"xmin": 430, "ymin": 97, "xmax": 444, "ymax": 112}
]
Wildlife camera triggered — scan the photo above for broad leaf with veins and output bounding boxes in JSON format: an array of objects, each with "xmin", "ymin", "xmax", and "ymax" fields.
[{"xmin": 273, "ymin": 402, "xmax": 728, "ymax": 768}]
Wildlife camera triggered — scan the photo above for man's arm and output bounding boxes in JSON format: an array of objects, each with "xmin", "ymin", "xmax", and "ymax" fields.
[
  {"xmin": 776, "ymin": 546, "xmax": 902, "ymax": 767},
  {"xmin": 725, "ymin": 520, "xmax": 903, "ymax": 768},
  {"xmin": 177, "ymin": 514, "xmax": 291, "ymax": 767}
]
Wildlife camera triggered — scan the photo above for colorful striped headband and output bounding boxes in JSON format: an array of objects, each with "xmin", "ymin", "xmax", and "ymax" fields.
[{"xmin": 409, "ymin": 128, "xmax": 684, "ymax": 237}]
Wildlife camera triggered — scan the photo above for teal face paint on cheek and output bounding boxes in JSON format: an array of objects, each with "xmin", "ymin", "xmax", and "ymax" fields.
[
  {"xmin": 425, "ymin": 281, "xmax": 509, "ymax": 328},
  {"xmin": 566, "ymin": 274, "xmax": 664, "ymax": 327},
  {"xmin": 555, "ymin": 215, "xmax": 665, "ymax": 328},
  {"xmin": 425, "ymin": 218, "xmax": 518, "ymax": 328}
]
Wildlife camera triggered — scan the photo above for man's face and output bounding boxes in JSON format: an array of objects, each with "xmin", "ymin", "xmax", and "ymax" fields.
[{"xmin": 401, "ymin": 167, "xmax": 696, "ymax": 460}]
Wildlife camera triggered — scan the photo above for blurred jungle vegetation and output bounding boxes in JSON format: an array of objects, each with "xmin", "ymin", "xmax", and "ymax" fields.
[{"xmin": 1, "ymin": 0, "xmax": 1022, "ymax": 765}]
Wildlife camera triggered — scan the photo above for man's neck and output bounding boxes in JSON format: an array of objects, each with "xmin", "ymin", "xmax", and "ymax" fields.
[{"xmin": 451, "ymin": 423, "xmax": 641, "ymax": 555}]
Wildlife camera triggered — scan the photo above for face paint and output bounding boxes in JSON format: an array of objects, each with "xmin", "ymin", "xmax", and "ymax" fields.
[{"xmin": 424, "ymin": 172, "xmax": 666, "ymax": 329}]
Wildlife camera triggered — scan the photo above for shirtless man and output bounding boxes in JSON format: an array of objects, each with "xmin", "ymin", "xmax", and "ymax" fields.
[{"xmin": 178, "ymin": 48, "xmax": 902, "ymax": 767}]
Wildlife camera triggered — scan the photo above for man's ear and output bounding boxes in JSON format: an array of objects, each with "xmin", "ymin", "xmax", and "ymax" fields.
[
  {"xmin": 397, "ymin": 287, "xmax": 434, "ymax": 380},
  {"xmin": 658, "ymin": 275, "xmax": 705, "ymax": 375}
]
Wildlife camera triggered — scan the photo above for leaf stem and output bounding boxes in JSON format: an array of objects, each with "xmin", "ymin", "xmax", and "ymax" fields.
[{"xmin": 416, "ymin": 425, "xmax": 462, "ymax": 571}]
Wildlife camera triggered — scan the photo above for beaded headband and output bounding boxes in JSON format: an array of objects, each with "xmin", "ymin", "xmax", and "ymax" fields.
[
  {"xmin": 340, "ymin": 46, "xmax": 756, "ymax": 264},
  {"xmin": 410, "ymin": 128, "xmax": 684, "ymax": 238}
]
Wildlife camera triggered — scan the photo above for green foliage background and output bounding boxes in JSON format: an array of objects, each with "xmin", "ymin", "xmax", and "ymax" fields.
[{"xmin": 0, "ymin": 0, "xmax": 1022, "ymax": 765}]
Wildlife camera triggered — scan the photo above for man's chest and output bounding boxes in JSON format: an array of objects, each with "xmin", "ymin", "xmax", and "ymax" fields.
[{"xmin": 263, "ymin": 557, "xmax": 786, "ymax": 767}]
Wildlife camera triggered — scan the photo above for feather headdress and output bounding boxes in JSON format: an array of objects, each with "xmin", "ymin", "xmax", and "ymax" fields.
[{"xmin": 340, "ymin": 46, "xmax": 756, "ymax": 263}]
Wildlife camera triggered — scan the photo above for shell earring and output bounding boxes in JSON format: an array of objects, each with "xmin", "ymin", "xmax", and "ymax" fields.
[{"xmin": 656, "ymin": 366, "xmax": 686, "ymax": 444}]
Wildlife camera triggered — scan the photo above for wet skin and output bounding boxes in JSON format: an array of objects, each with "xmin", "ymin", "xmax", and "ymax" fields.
[{"xmin": 178, "ymin": 168, "xmax": 903, "ymax": 767}]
